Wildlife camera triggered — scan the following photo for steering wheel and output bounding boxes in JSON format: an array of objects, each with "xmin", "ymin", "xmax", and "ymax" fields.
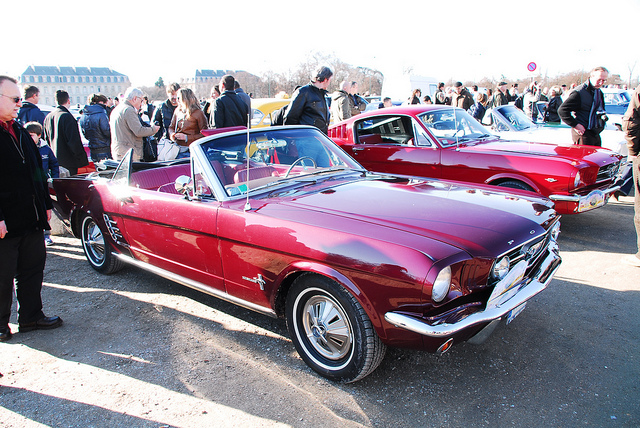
[{"xmin": 284, "ymin": 156, "xmax": 316, "ymax": 178}]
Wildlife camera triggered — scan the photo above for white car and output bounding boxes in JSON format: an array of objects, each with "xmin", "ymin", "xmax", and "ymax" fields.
[{"xmin": 484, "ymin": 104, "xmax": 628, "ymax": 158}]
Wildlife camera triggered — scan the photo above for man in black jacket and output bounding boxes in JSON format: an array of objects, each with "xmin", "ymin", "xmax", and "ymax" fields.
[
  {"xmin": 558, "ymin": 66, "xmax": 609, "ymax": 146},
  {"xmin": 44, "ymin": 90, "xmax": 88, "ymax": 175},
  {"xmin": 284, "ymin": 66, "xmax": 333, "ymax": 134},
  {"xmin": 212, "ymin": 75, "xmax": 250, "ymax": 129},
  {"xmin": 153, "ymin": 82, "xmax": 180, "ymax": 140},
  {"xmin": 0, "ymin": 76, "xmax": 62, "ymax": 342}
]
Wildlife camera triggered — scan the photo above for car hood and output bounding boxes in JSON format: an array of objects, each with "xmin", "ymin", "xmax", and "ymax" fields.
[
  {"xmin": 263, "ymin": 175, "xmax": 557, "ymax": 259},
  {"xmin": 460, "ymin": 137, "xmax": 622, "ymax": 165},
  {"xmin": 494, "ymin": 127, "xmax": 627, "ymax": 156}
]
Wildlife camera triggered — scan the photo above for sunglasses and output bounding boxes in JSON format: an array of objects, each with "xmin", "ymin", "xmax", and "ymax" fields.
[{"xmin": 1, "ymin": 94, "xmax": 22, "ymax": 104}]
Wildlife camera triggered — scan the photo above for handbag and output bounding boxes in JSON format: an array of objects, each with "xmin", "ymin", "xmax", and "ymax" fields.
[
  {"xmin": 157, "ymin": 137, "xmax": 180, "ymax": 161},
  {"xmin": 143, "ymin": 136, "xmax": 158, "ymax": 162}
]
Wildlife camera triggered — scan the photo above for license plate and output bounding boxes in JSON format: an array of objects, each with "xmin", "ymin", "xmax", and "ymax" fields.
[
  {"xmin": 578, "ymin": 190, "xmax": 605, "ymax": 212},
  {"xmin": 506, "ymin": 303, "xmax": 527, "ymax": 324}
]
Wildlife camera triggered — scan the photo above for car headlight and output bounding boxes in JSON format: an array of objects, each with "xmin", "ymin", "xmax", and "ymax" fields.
[
  {"xmin": 574, "ymin": 170, "xmax": 582, "ymax": 188},
  {"xmin": 492, "ymin": 256, "xmax": 510, "ymax": 280},
  {"xmin": 432, "ymin": 266, "xmax": 451, "ymax": 302}
]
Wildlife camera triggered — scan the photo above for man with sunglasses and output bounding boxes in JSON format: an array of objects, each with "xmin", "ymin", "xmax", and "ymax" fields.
[{"xmin": 0, "ymin": 76, "xmax": 62, "ymax": 342}]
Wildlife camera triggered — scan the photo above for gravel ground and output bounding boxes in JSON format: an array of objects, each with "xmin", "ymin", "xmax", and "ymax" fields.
[{"xmin": 1, "ymin": 196, "xmax": 639, "ymax": 427}]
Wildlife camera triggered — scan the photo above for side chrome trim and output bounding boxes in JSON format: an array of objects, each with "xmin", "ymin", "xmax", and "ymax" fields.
[
  {"xmin": 114, "ymin": 253, "xmax": 277, "ymax": 318},
  {"xmin": 385, "ymin": 246, "xmax": 561, "ymax": 338}
]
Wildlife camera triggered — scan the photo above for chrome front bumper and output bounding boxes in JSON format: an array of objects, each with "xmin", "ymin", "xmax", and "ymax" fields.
[
  {"xmin": 384, "ymin": 244, "xmax": 561, "ymax": 338},
  {"xmin": 549, "ymin": 185, "xmax": 620, "ymax": 212}
]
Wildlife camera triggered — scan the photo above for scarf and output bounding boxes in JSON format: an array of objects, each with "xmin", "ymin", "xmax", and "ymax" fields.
[{"xmin": 587, "ymin": 86, "xmax": 604, "ymax": 130}]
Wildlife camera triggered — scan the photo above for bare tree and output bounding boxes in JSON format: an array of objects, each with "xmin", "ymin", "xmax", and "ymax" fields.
[{"xmin": 628, "ymin": 61, "xmax": 637, "ymax": 88}]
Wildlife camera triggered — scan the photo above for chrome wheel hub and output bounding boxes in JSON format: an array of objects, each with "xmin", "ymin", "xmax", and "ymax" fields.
[{"xmin": 302, "ymin": 295, "xmax": 352, "ymax": 360}]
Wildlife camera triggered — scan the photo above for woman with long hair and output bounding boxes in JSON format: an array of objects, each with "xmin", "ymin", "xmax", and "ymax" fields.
[
  {"xmin": 169, "ymin": 88, "xmax": 208, "ymax": 158},
  {"xmin": 409, "ymin": 89, "xmax": 422, "ymax": 104}
]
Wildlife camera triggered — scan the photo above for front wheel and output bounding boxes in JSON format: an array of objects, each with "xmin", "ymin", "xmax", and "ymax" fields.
[
  {"xmin": 81, "ymin": 216, "xmax": 124, "ymax": 274},
  {"xmin": 286, "ymin": 275, "xmax": 386, "ymax": 382}
]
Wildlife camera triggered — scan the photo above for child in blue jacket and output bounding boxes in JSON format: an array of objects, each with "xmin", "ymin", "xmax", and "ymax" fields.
[{"xmin": 25, "ymin": 122, "xmax": 59, "ymax": 245}]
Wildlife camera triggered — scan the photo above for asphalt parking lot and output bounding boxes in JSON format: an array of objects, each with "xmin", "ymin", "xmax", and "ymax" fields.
[{"xmin": 1, "ymin": 195, "xmax": 639, "ymax": 428}]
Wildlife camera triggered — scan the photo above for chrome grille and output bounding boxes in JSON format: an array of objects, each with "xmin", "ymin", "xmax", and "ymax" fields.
[
  {"xmin": 597, "ymin": 160, "xmax": 621, "ymax": 182},
  {"xmin": 502, "ymin": 233, "xmax": 550, "ymax": 271},
  {"xmin": 102, "ymin": 214, "xmax": 128, "ymax": 247}
]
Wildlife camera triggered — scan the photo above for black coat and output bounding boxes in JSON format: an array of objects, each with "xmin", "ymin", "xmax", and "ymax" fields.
[
  {"xmin": 79, "ymin": 104, "xmax": 111, "ymax": 151},
  {"xmin": 544, "ymin": 96, "xmax": 563, "ymax": 123},
  {"xmin": 283, "ymin": 83, "xmax": 330, "ymax": 134},
  {"xmin": 0, "ymin": 121, "xmax": 53, "ymax": 238},
  {"xmin": 558, "ymin": 82, "xmax": 605, "ymax": 131},
  {"xmin": 43, "ymin": 106, "xmax": 88, "ymax": 170},
  {"xmin": 212, "ymin": 91, "xmax": 250, "ymax": 128},
  {"xmin": 153, "ymin": 99, "xmax": 176, "ymax": 139}
]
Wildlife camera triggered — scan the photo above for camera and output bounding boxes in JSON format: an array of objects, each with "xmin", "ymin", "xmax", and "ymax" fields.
[{"xmin": 597, "ymin": 110, "xmax": 608, "ymax": 122}]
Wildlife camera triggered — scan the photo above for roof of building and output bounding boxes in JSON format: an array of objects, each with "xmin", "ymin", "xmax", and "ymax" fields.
[
  {"xmin": 195, "ymin": 69, "xmax": 228, "ymax": 78},
  {"xmin": 21, "ymin": 66, "xmax": 127, "ymax": 77}
]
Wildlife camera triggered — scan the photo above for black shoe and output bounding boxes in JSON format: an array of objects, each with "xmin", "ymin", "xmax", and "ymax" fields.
[
  {"xmin": 0, "ymin": 326, "xmax": 12, "ymax": 342},
  {"xmin": 18, "ymin": 316, "xmax": 63, "ymax": 333}
]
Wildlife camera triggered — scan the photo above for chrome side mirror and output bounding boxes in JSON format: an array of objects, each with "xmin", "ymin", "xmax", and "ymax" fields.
[{"xmin": 174, "ymin": 175, "xmax": 193, "ymax": 195}]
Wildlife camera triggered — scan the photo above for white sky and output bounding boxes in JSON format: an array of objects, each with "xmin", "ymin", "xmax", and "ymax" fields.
[{"xmin": 3, "ymin": 0, "xmax": 639, "ymax": 87}]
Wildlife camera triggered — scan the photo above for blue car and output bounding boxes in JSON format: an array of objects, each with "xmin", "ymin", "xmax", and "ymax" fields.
[{"xmin": 602, "ymin": 88, "xmax": 632, "ymax": 115}]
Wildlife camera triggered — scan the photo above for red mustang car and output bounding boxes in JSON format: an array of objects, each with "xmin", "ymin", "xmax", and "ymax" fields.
[
  {"xmin": 52, "ymin": 126, "xmax": 561, "ymax": 382},
  {"xmin": 329, "ymin": 105, "xmax": 624, "ymax": 215}
]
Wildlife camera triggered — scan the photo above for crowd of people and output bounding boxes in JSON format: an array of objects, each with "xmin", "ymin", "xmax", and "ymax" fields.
[{"xmin": 0, "ymin": 63, "xmax": 639, "ymax": 345}]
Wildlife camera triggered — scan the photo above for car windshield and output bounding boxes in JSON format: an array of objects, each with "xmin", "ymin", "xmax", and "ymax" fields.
[
  {"xmin": 418, "ymin": 108, "xmax": 494, "ymax": 146},
  {"xmin": 199, "ymin": 127, "xmax": 363, "ymax": 197},
  {"xmin": 495, "ymin": 105, "xmax": 535, "ymax": 131}
]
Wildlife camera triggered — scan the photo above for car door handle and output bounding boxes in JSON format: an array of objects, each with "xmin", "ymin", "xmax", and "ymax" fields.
[{"xmin": 352, "ymin": 146, "xmax": 365, "ymax": 153}]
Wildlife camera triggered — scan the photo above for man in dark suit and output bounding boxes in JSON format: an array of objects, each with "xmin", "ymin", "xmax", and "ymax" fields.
[
  {"xmin": 211, "ymin": 75, "xmax": 250, "ymax": 129},
  {"xmin": 44, "ymin": 90, "xmax": 88, "ymax": 175},
  {"xmin": 0, "ymin": 75, "xmax": 62, "ymax": 342}
]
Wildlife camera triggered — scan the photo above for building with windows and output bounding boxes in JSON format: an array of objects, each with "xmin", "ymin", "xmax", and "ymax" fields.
[
  {"xmin": 19, "ymin": 66, "xmax": 130, "ymax": 106},
  {"xmin": 179, "ymin": 69, "xmax": 232, "ymax": 99}
]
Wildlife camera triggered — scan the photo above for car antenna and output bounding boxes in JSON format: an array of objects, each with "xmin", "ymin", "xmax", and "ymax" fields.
[
  {"xmin": 244, "ymin": 113, "xmax": 252, "ymax": 212},
  {"xmin": 454, "ymin": 105, "xmax": 460, "ymax": 151}
]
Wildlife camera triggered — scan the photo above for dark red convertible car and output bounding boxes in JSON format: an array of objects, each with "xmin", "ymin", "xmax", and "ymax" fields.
[
  {"xmin": 52, "ymin": 126, "xmax": 561, "ymax": 382},
  {"xmin": 329, "ymin": 105, "xmax": 624, "ymax": 215}
]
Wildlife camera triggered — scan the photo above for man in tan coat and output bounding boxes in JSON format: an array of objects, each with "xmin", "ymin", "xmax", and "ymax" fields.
[
  {"xmin": 110, "ymin": 87, "xmax": 159, "ymax": 161},
  {"xmin": 330, "ymin": 81, "xmax": 352, "ymax": 123}
]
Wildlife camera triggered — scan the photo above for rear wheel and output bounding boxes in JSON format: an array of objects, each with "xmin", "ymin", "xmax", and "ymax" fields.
[
  {"xmin": 81, "ymin": 216, "xmax": 124, "ymax": 274},
  {"xmin": 286, "ymin": 274, "xmax": 386, "ymax": 382},
  {"xmin": 496, "ymin": 180, "xmax": 534, "ymax": 192}
]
